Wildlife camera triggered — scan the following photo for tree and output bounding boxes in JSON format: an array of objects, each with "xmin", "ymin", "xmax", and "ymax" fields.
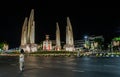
[
  {"xmin": 0, "ymin": 42, "xmax": 4, "ymax": 50},
  {"xmin": 93, "ymin": 38, "xmax": 104, "ymax": 50},
  {"xmin": 0, "ymin": 42, "xmax": 9, "ymax": 50}
]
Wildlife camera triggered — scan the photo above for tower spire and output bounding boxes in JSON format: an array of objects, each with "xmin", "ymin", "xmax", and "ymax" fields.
[
  {"xmin": 20, "ymin": 9, "xmax": 37, "ymax": 52},
  {"xmin": 21, "ymin": 17, "xmax": 28, "ymax": 45},
  {"xmin": 56, "ymin": 22, "xmax": 61, "ymax": 50},
  {"xmin": 64, "ymin": 17, "xmax": 74, "ymax": 51}
]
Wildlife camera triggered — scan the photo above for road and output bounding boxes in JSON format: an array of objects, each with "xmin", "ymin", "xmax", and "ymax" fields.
[{"xmin": 0, "ymin": 56, "xmax": 120, "ymax": 77}]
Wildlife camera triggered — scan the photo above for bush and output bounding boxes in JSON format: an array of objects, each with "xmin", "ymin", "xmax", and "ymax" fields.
[{"xmin": 30, "ymin": 51, "xmax": 77, "ymax": 54}]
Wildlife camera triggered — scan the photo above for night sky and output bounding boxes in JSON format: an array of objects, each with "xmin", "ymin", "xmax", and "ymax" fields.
[{"xmin": 1, "ymin": 1, "xmax": 120, "ymax": 48}]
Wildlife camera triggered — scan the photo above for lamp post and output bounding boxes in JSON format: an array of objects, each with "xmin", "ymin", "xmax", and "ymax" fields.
[{"xmin": 84, "ymin": 35, "xmax": 89, "ymax": 51}]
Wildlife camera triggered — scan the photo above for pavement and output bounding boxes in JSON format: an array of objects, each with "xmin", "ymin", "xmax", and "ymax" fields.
[{"xmin": 0, "ymin": 56, "xmax": 120, "ymax": 77}]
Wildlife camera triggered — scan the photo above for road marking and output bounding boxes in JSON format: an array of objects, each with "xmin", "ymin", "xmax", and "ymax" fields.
[
  {"xmin": 72, "ymin": 70, "xmax": 84, "ymax": 72},
  {"xmin": 11, "ymin": 64, "xmax": 17, "ymax": 66},
  {"xmin": 36, "ymin": 67, "xmax": 43, "ymax": 68}
]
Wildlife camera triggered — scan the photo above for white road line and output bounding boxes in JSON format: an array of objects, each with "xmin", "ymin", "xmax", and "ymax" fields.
[
  {"xmin": 11, "ymin": 64, "xmax": 17, "ymax": 66},
  {"xmin": 72, "ymin": 70, "xmax": 84, "ymax": 72}
]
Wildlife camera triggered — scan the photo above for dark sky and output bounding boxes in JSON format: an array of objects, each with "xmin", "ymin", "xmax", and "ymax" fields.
[{"xmin": 1, "ymin": 1, "xmax": 120, "ymax": 48}]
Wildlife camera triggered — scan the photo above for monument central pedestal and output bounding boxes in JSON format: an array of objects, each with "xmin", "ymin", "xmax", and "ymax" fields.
[{"xmin": 20, "ymin": 44, "xmax": 37, "ymax": 52}]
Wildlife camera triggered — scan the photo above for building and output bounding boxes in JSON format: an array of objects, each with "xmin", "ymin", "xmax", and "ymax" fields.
[
  {"xmin": 84, "ymin": 35, "xmax": 104, "ymax": 50},
  {"xmin": 74, "ymin": 40, "xmax": 85, "ymax": 50}
]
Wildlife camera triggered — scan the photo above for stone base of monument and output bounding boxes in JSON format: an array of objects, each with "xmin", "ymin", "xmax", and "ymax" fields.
[
  {"xmin": 20, "ymin": 44, "xmax": 38, "ymax": 53},
  {"xmin": 63, "ymin": 44, "xmax": 75, "ymax": 51},
  {"xmin": 55, "ymin": 46, "xmax": 61, "ymax": 51}
]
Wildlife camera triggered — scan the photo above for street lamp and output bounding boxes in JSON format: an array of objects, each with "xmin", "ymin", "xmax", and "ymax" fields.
[
  {"xmin": 84, "ymin": 36, "xmax": 88, "ymax": 39},
  {"xmin": 84, "ymin": 35, "xmax": 89, "ymax": 50}
]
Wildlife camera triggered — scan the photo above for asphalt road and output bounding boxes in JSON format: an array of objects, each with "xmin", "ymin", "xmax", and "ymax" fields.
[{"xmin": 0, "ymin": 56, "xmax": 120, "ymax": 77}]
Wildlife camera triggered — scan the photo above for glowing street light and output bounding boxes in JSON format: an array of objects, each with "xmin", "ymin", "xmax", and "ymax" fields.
[{"xmin": 84, "ymin": 36, "xmax": 88, "ymax": 39}]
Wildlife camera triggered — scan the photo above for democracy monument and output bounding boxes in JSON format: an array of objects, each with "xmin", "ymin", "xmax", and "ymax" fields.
[
  {"xmin": 20, "ymin": 9, "xmax": 74, "ymax": 52},
  {"xmin": 20, "ymin": 9, "xmax": 37, "ymax": 52},
  {"xmin": 63, "ymin": 17, "xmax": 75, "ymax": 51}
]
